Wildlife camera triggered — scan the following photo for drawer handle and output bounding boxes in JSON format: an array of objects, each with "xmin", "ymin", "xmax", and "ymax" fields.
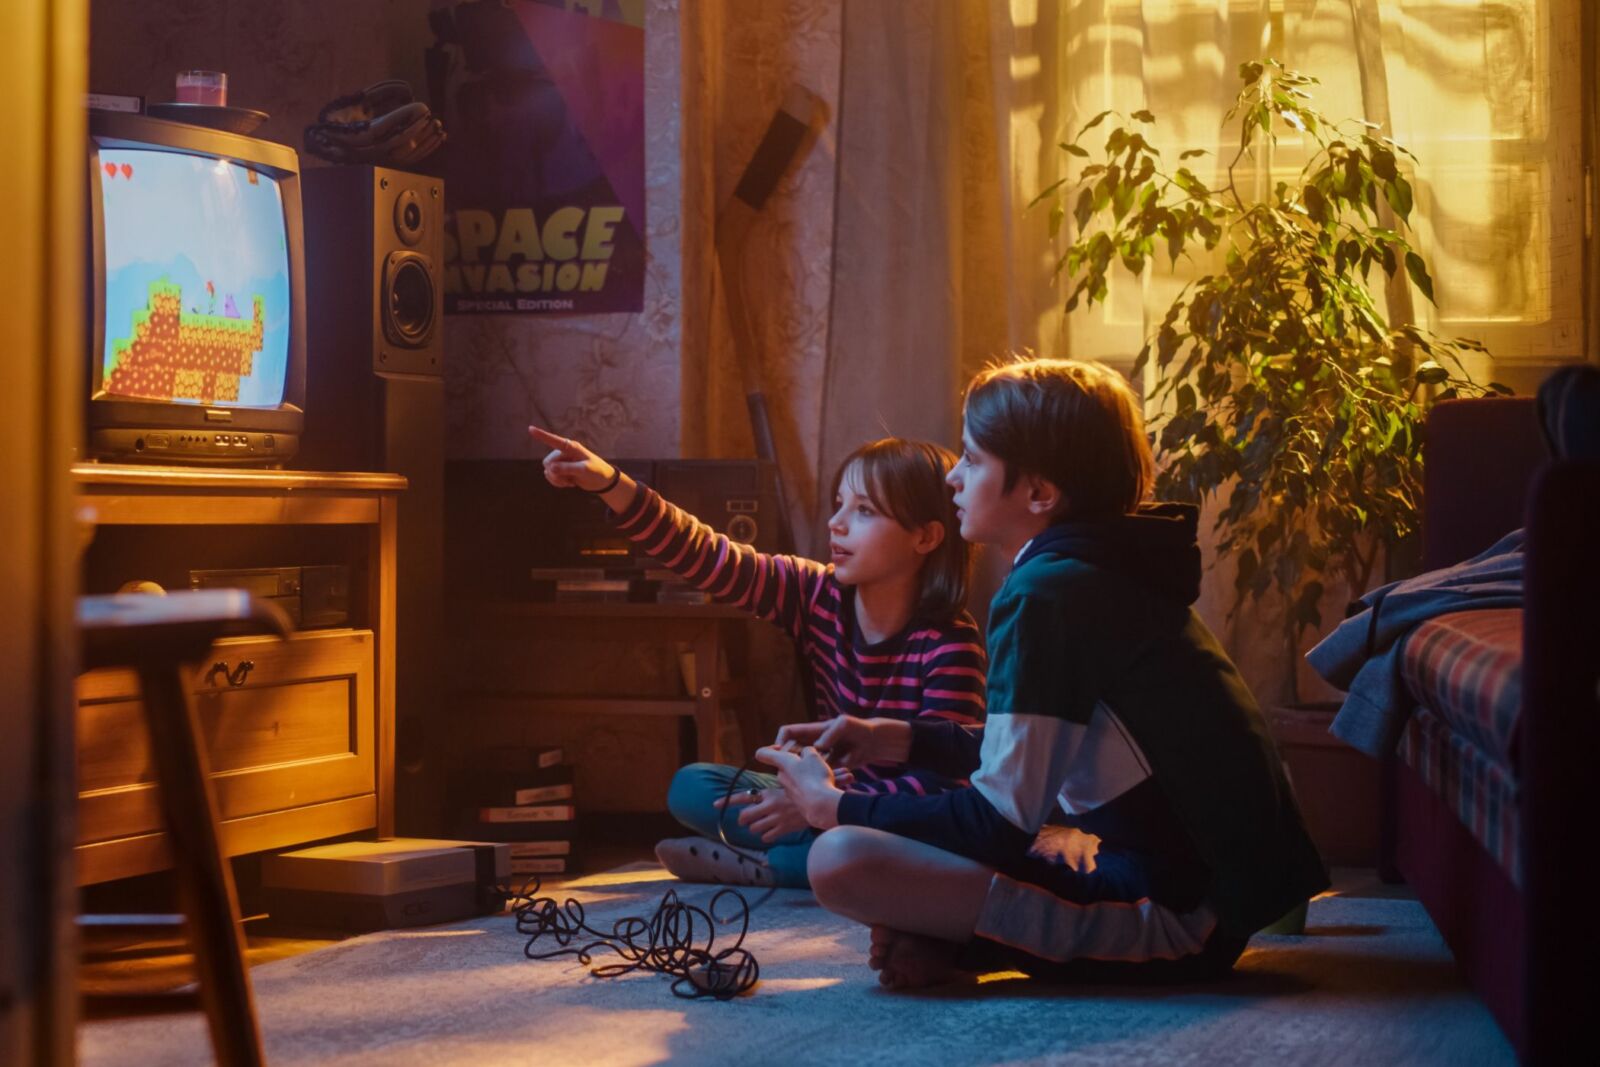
[{"xmin": 205, "ymin": 660, "xmax": 255, "ymax": 688}]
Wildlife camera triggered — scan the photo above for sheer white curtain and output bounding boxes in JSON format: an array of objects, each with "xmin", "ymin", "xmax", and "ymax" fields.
[{"xmin": 995, "ymin": 0, "xmax": 1585, "ymax": 385}]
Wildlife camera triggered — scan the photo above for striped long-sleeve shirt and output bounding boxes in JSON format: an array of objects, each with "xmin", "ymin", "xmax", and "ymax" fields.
[{"xmin": 614, "ymin": 485, "xmax": 987, "ymax": 796}]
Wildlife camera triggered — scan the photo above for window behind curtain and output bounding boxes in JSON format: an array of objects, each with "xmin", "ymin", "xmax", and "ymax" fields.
[{"xmin": 1019, "ymin": 0, "xmax": 1585, "ymax": 375}]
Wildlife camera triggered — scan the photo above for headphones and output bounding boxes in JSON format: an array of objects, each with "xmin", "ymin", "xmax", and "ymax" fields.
[{"xmin": 303, "ymin": 80, "xmax": 445, "ymax": 166}]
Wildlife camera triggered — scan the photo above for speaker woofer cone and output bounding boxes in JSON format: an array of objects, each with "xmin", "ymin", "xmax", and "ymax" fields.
[{"xmin": 384, "ymin": 253, "xmax": 436, "ymax": 348}]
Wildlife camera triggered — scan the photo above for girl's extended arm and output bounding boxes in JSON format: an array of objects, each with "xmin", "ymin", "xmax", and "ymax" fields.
[{"xmin": 531, "ymin": 426, "xmax": 828, "ymax": 641}]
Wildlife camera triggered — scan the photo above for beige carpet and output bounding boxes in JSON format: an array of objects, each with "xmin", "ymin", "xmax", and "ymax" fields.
[{"xmin": 80, "ymin": 864, "xmax": 1514, "ymax": 1067}]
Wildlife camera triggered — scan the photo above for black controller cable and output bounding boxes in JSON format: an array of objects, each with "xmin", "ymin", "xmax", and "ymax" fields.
[
  {"xmin": 504, "ymin": 748, "xmax": 848, "ymax": 998},
  {"xmin": 504, "ymin": 874, "xmax": 760, "ymax": 1000}
]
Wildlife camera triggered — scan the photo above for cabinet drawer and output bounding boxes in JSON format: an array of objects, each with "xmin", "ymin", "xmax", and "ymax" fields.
[{"xmin": 76, "ymin": 628, "xmax": 376, "ymax": 847}]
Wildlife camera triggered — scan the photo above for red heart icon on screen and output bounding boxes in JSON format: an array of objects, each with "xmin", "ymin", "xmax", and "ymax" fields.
[
  {"xmin": 120, "ymin": 163, "xmax": 133, "ymax": 179},
  {"xmin": 103, "ymin": 162, "xmax": 116, "ymax": 178}
]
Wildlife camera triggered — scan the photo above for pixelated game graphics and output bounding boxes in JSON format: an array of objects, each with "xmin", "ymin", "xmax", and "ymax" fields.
[{"xmin": 98, "ymin": 149, "xmax": 291, "ymax": 407}]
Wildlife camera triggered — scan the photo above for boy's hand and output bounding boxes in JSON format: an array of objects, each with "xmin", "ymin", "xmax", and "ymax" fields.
[
  {"xmin": 774, "ymin": 717, "xmax": 913, "ymax": 770},
  {"xmin": 713, "ymin": 787, "xmax": 811, "ymax": 843},
  {"xmin": 528, "ymin": 426, "xmax": 616, "ymax": 492},
  {"xmin": 754, "ymin": 746, "xmax": 842, "ymax": 830}
]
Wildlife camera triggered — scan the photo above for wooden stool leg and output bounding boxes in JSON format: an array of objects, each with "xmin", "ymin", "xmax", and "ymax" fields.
[{"xmin": 137, "ymin": 665, "xmax": 264, "ymax": 1067}]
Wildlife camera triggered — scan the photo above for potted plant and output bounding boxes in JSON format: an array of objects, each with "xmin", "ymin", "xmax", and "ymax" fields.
[{"xmin": 1033, "ymin": 59, "xmax": 1508, "ymax": 868}]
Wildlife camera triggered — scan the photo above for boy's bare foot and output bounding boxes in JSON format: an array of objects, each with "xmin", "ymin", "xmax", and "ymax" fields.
[
  {"xmin": 868, "ymin": 924, "xmax": 971, "ymax": 990},
  {"xmin": 654, "ymin": 836, "xmax": 775, "ymax": 887}
]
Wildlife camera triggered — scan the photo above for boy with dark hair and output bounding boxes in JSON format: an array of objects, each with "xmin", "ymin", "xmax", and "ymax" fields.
[{"xmin": 761, "ymin": 357, "xmax": 1328, "ymax": 988}]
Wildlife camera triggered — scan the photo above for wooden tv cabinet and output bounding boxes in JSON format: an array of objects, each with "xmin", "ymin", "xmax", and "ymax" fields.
[{"xmin": 71, "ymin": 464, "xmax": 405, "ymax": 886}]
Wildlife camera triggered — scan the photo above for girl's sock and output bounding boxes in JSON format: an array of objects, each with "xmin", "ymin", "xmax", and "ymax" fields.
[{"xmin": 654, "ymin": 836, "xmax": 775, "ymax": 887}]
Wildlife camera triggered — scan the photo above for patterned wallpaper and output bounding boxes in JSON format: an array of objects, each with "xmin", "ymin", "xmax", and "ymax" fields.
[{"xmin": 91, "ymin": 0, "xmax": 402, "ymax": 164}]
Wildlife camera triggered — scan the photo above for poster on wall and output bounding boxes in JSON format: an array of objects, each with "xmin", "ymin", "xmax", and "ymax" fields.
[{"xmin": 433, "ymin": 0, "xmax": 644, "ymax": 314}]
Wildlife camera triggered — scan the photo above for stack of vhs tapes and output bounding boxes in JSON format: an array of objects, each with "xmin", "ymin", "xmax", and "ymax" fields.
[{"xmin": 450, "ymin": 745, "xmax": 577, "ymax": 878}]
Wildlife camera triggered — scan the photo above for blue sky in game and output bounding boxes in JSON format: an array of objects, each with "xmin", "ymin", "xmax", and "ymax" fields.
[{"xmin": 99, "ymin": 148, "xmax": 290, "ymax": 407}]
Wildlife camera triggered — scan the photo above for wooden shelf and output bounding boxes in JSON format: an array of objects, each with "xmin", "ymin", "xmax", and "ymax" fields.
[
  {"xmin": 73, "ymin": 463, "xmax": 407, "ymax": 493},
  {"xmin": 447, "ymin": 598, "xmax": 753, "ymax": 767}
]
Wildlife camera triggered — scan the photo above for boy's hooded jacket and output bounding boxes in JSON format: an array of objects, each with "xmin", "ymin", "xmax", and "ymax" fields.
[{"xmin": 837, "ymin": 503, "xmax": 1330, "ymax": 938}]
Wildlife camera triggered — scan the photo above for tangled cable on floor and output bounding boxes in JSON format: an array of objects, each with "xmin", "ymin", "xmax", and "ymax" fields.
[
  {"xmin": 505, "ymin": 876, "xmax": 761, "ymax": 1000},
  {"xmin": 503, "ymin": 756, "xmax": 783, "ymax": 999}
]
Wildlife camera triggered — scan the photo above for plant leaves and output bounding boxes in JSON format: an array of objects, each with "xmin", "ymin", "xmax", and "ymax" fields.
[
  {"xmin": 1404, "ymin": 250, "xmax": 1436, "ymax": 304},
  {"xmin": 1416, "ymin": 359, "xmax": 1448, "ymax": 385},
  {"xmin": 1113, "ymin": 180, "xmax": 1136, "ymax": 221},
  {"xmin": 1061, "ymin": 142, "xmax": 1090, "ymax": 158},
  {"xmin": 1046, "ymin": 56, "xmax": 1497, "ymax": 658},
  {"xmin": 1385, "ymin": 176, "xmax": 1413, "ymax": 220},
  {"xmin": 1026, "ymin": 175, "xmax": 1069, "ymax": 208},
  {"xmin": 1074, "ymin": 110, "xmax": 1114, "ymax": 141},
  {"xmin": 1370, "ymin": 146, "xmax": 1397, "ymax": 181},
  {"xmin": 1132, "ymin": 109, "xmax": 1156, "ymax": 123},
  {"xmin": 1074, "ymin": 188, "xmax": 1094, "ymax": 230},
  {"xmin": 1157, "ymin": 325, "xmax": 1182, "ymax": 368},
  {"xmin": 1303, "ymin": 184, "xmax": 1330, "ymax": 225}
]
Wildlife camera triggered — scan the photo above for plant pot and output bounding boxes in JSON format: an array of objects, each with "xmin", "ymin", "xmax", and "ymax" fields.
[{"xmin": 1268, "ymin": 702, "xmax": 1380, "ymax": 868}]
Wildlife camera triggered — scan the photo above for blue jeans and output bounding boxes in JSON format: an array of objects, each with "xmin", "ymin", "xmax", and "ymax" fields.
[{"xmin": 666, "ymin": 762, "xmax": 817, "ymax": 888}]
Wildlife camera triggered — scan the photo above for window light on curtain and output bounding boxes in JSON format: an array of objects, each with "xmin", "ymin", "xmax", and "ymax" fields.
[{"xmin": 1009, "ymin": 0, "xmax": 1584, "ymax": 377}]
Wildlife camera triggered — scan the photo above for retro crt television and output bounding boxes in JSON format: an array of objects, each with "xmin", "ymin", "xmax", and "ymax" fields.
[{"xmin": 87, "ymin": 111, "xmax": 307, "ymax": 464}]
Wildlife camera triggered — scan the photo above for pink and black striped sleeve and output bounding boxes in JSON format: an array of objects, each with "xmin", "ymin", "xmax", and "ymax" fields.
[{"xmin": 612, "ymin": 485, "xmax": 828, "ymax": 642}]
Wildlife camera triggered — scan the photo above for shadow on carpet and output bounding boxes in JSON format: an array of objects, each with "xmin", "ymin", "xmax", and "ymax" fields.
[{"xmin": 80, "ymin": 862, "xmax": 1514, "ymax": 1067}]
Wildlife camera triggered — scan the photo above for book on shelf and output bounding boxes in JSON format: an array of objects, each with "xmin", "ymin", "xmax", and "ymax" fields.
[
  {"xmin": 453, "ymin": 813, "xmax": 575, "ymax": 842},
  {"xmin": 552, "ymin": 588, "xmax": 632, "ymax": 603},
  {"xmin": 553, "ymin": 578, "xmax": 631, "ymax": 593},
  {"xmin": 529, "ymin": 567, "xmax": 610, "ymax": 581},
  {"xmin": 478, "ymin": 804, "xmax": 575, "ymax": 824},
  {"xmin": 507, "ymin": 783, "xmax": 572, "ymax": 805},
  {"xmin": 656, "ymin": 586, "xmax": 712, "ymax": 605},
  {"xmin": 507, "ymin": 840, "xmax": 571, "ymax": 858}
]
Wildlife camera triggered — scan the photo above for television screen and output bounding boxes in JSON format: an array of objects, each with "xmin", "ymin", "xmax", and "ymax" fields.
[{"xmin": 97, "ymin": 147, "xmax": 291, "ymax": 408}]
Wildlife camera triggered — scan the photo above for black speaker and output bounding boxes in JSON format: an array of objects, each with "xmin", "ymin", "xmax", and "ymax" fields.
[
  {"xmin": 301, "ymin": 165, "xmax": 446, "ymax": 833},
  {"xmin": 300, "ymin": 165, "xmax": 444, "ymax": 466}
]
